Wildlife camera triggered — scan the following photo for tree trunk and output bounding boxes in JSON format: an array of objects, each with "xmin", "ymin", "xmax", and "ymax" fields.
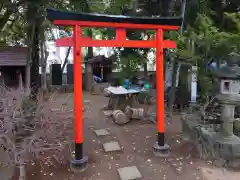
[
  {"xmin": 85, "ymin": 29, "xmax": 94, "ymax": 91},
  {"xmin": 40, "ymin": 29, "xmax": 48, "ymax": 91},
  {"xmin": 87, "ymin": 29, "xmax": 94, "ymax": 58},
  {"xmin": 0, "ymin": 8, "xmax": 13, "ymax": 30},
  {"xmin": 40, "ymin": 32, "xmax": 44, "ymax": 88},
  {"xmin": 25, "ymin": 64, "xmax": 31, "ymax": 94},
  {"xmin": 143, "ymin": 62, "xmax": 148, "ymax": 77},
  {"xmin": 167, "ymin": 59, "xmax": 178, "ymax": 115},
  {"xmin": 60, "ymin": 29, "xmax": 72, "ymax": 73},
  {"xmin": 61, "ymin": 47, "xmax": 71, "ymax": 72},
  {"xmin": 42, "ymin": 49, "xmax": 48, "ymax": 91},
  {"xmin": 30, "ymin": 20, "xmax": 40, "ymax": 99},
  {"xmin": 162, "ymin": 0, "xmax": 175, "ymax": 115},
  {"xmin": 166, "ymin": 0, "xmax": 187, "ymax": 116},
  {"xmin": 143, "ymin": 35, "xmax": 149, "ymax": 77},
  {"xmin": 25, "ymin": 23, "xmax": 36, "ymax": 94},
  {"xmin": 180, "ymin": 0, "xmax": 187, "ymax": 34}
]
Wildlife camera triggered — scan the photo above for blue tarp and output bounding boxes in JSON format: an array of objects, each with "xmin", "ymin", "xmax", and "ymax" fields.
[{"xmin": 93, "ymin": 75, "xmax": 102, "ymax": 83}]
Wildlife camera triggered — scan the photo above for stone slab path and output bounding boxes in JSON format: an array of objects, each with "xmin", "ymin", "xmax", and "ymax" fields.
[
  {"xmin": 117, "ymin": 166, "xmax": 142, "ymax": 180},
  {"xmin": 103, "ymin": 141, "xmax": 122, "ymax": 152},
  {"xmin": 94, "ymin": 129, "xmax": 110, "ymax": 136}
]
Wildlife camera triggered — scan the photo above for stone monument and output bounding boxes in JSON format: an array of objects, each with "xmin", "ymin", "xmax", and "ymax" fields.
[{"xmin": 182, "ymin": 55, "xmax": 240, "ymax": 167}]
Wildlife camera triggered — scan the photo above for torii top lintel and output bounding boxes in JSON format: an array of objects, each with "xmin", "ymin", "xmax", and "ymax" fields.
[
  {"xmin": 47, "ymin": 9, "xmax": 183, "ymax": 30},
  {"xmin": 47, "ymin": 9, "xmax": 183, "ymax": 48}
]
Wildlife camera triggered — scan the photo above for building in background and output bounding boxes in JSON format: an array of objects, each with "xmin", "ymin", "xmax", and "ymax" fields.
[
  {"xmin": 45, "ymin": 41, "xmax": 114, "ymax": 73},
  {"xmin": 0, "ymin": 46, "xmax": 27, "ymax": 87}
]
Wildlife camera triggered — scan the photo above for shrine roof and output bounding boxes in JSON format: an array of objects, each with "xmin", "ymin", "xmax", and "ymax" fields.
[
  {"xmin": 213, "ymin": 56, "xmax": 240, "ymax": 79},
  {"xmin": 47, "ymin": 9, "xmax": 183, "ymax": 26},
  {"xmin": 0, "ymin": 46, "xmax": 27, "ymax": 66},
  {"xmin": 85, "ymin": 55, "xmax": 114, "ymax": 64},
  {"xmin": 213, "ymin": 66, "xmax": 240, "ymax": 79}
]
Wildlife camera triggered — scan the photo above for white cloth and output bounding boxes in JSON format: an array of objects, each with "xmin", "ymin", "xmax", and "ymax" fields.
[{"xmin": 104, "ymin": 86, "xmax": 140, "ymax": 95}]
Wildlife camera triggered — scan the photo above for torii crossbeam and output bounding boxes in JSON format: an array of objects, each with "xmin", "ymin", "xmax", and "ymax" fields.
[{"xmin": 47, "ymin": 9, "xmax": 182, "ymax": 172}]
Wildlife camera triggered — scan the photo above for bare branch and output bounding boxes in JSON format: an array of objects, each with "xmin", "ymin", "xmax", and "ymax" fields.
[{"xmin": 0, "ymin": 87, "xmax": 73, "ymax": 178}]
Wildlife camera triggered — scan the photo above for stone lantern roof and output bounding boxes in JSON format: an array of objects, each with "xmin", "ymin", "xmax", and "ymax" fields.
[{"xmin": 213, "ymin": 55, "xmax": 240, "ymax": 79}]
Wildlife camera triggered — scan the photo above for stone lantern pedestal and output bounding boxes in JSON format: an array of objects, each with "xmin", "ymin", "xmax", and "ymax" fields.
[{"xmin": 211, "ymin": 94, "xmax": 240, "ymax": 160}]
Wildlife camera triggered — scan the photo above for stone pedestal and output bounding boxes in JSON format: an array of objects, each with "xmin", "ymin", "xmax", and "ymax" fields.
[
  {"xmin": 153, "ymin": 143, "xmax": 170, "ymax": 157},
  {"xmin": 219, "ymin": 104, "xmax": 235, "ymax": 136},
  {"xmin": 70, "ymin": 152, "xmax": 88, "ymax": 173}
]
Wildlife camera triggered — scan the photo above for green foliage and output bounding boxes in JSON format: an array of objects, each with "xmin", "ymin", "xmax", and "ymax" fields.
[
  {"xmin": 198, "ymin": 74, "xmax": 213, "ymax": 102},
  {"xmin": 193, "ymin": 14, "xmax": 218, "ymax": 35},
  {"xmin": 118, "ymin": 52, "xmax": 144, "ymax": 79},
  {"xmin": 168, "ymin": 9, "xmax": 240, "ymax": 102},
  {"xmin": 223, "ymin": 12, "xmax": 240, "ymax": 33},
  {"xmin": 168, "ymin": 30, "xmax": 199, "ymax": 64},
  {"xmin": 172, "ymin": 12, "xmax": 240, "ymax": 64},
  {"xmin": 0, "ymin": 0, "xmax": 74, "ymax": 46}
]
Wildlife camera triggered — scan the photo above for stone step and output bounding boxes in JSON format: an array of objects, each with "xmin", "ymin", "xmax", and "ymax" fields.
[
  {"xmin": 117, "ymin": 166, "xmax": 142, "ymax": 180},
  {"xmin": 94, "ymin": 129, "xmax": 110, "ymax": 136},
  {"xmin": 103, "ymin": 141, "xmax": 122, "ymax": 152}
]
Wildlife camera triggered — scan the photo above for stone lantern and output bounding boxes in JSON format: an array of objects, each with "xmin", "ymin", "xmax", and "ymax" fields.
[
  {"xmin": 214, "ymin": 56, "xmax": 240, "ymax": 137},
  {"xmin": 182, "ymin": 55, "xmax": 240, "ymax": 167},
  {"xmin": 207, "ymin": 56, "xmax": 240, "ymax": 163}
]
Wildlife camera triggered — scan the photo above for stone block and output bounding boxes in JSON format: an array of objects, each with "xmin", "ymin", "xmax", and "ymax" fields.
[
  {"xmin": 117, "ymin": 166, "xmax": 142, "ymax": 180},
  {"xmin": 103, "ymin": 141, "xmax": 121, "ymax": 152},
  {"xmin": 94, "ymin": 129, "xmax": 110, "ymax": 136}
]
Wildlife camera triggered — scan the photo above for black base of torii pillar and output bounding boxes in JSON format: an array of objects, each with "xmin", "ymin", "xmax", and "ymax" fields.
[{"xmin": 70, "ymin": 146, "xmax": 88, "ymax": 173}]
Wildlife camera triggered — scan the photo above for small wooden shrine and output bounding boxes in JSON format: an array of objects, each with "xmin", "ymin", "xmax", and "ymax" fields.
[
  {"xmin": 84, "ymin": 55, "xmax": 114, "ymax": 90},
  {"xmin": 0, "ymin": 46, "xmax": 27, "ymax": 87}
]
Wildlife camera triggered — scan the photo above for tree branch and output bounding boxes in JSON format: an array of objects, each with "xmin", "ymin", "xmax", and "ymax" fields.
[
  {"xmin": 0, "ymin": 0, "xmax": 26, "ymax": 30},
  {"xmin": 0, "ymin": 9, "xmax": 13, "ymax": 30},
  {"xmin": 61, "ymin": 47, "xmax": 71, "ymax": 72}
]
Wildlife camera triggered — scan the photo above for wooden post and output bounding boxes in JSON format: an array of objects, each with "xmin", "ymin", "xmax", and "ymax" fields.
[
  {"xmin": 71, "ymin": 25, "xmax": 88, "ymax": 172},
  {"xmin": 73, "ymin": 25, "xmax": 83, "ymax": 159},
  {"xmin": 153, "ymin": 28, "xmax": 170, "ymax": 156}
]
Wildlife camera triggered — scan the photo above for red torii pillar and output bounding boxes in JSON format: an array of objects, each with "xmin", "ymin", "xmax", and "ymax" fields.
[{"xmin": 47, "ymin": 9, "xmax": 182, "ymax": 172}]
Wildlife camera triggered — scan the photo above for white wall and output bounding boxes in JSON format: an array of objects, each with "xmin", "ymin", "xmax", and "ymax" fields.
[{"xmin": 45, "ymin": 41, "xmax": 115, "ymax": 73}]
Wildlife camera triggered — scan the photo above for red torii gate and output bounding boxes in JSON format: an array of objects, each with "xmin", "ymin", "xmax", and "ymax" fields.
[{"xmin": 47, "ymin": 9, "xmax": 182, "ymax": 171}]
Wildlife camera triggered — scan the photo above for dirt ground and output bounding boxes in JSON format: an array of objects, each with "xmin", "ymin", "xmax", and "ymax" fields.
[{"xmin": 12, "ymin": 92, "xmax": 239, "ymax": 180}]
